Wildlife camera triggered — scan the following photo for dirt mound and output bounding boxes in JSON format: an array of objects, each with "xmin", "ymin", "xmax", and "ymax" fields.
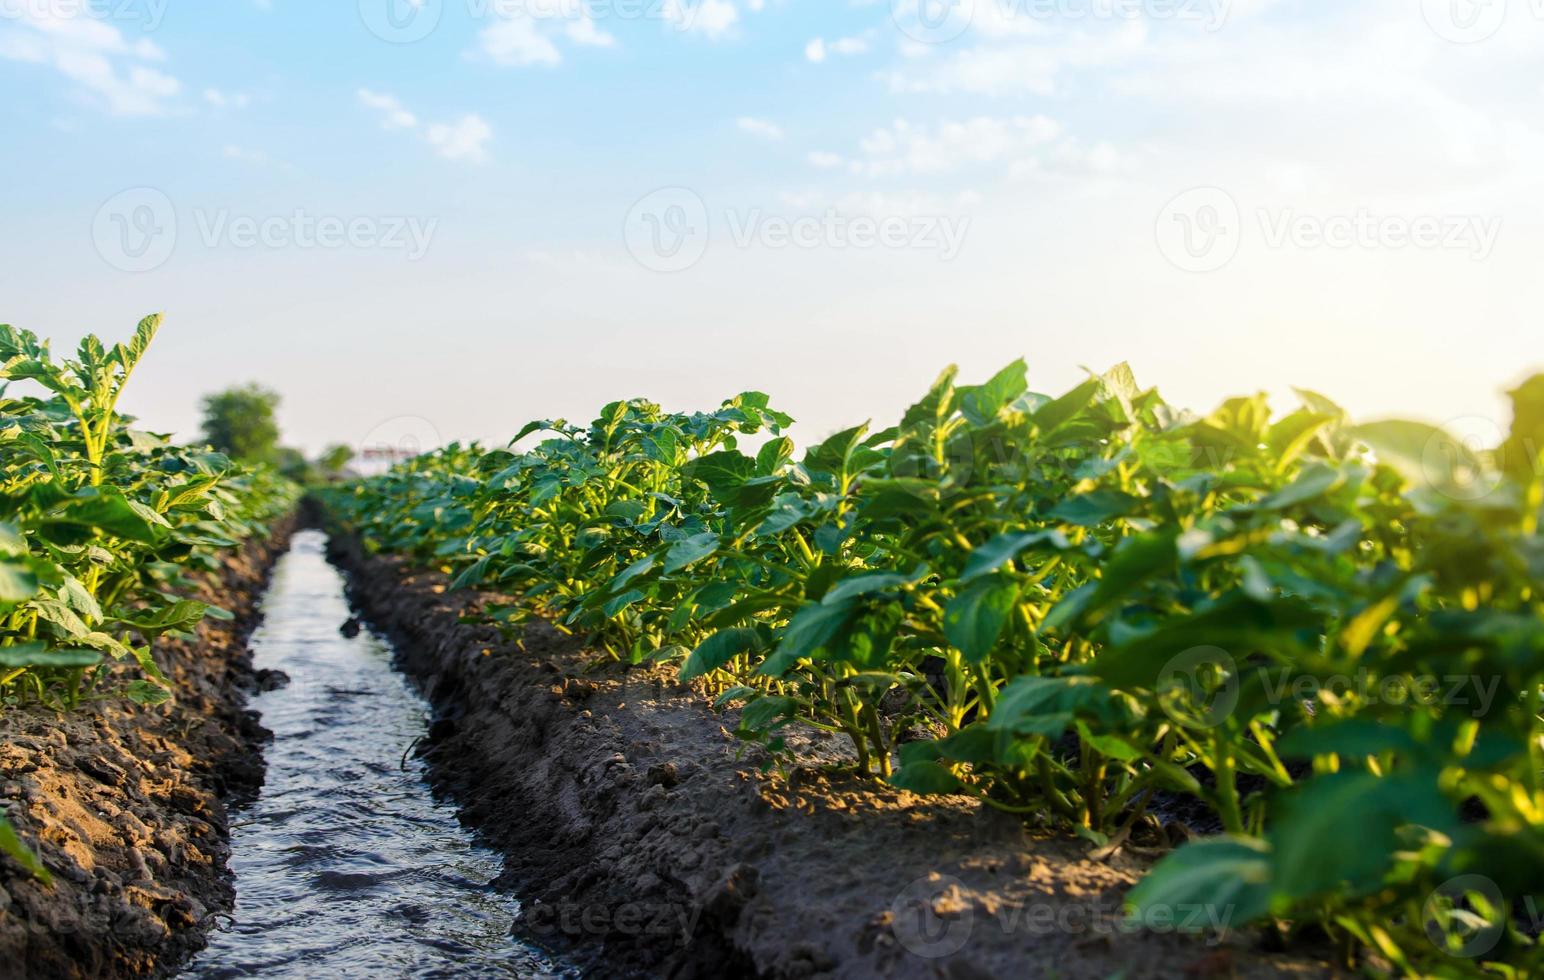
[
  {"xmin": 328, "ymin": 532, "xmax": 1339, "ymax": 980},
  {"xmin": 0, "ymin": 518, "xmax": 296, "ymax": 979}
]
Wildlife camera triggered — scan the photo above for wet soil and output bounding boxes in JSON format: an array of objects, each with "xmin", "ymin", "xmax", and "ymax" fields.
[
  {"xmin": 0, "ymin": 517, "xmax": 296, "ymax": 979},
  {"xmin": 327, "ymin": 531, "xmax": 1342, "ymax": 980}
]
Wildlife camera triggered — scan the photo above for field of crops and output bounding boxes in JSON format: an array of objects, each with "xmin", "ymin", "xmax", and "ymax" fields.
[
  {"xmin": 328, "ymin": 361, "xmax": 1544, "ymax": 976},
  {"xmin": 0, "ymin": 316, "xmax": 298, "ymax": 882}
]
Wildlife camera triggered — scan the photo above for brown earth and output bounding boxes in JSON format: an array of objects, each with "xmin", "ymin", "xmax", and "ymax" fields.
[
  {"xmin": 327, "ymin": 531, "xmax": 1344, "ymax": 980},
  {"xmin": 0, "ymin": 516, "xmax": 297, "ymax": 979}
]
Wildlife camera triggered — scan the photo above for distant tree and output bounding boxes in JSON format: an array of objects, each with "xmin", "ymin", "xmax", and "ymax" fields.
[
  {"xmin": 200, "ymin": 384, "xmax": 281, "ymax": 463},
  {"xmin": 274, "ymin": 447, "xmax": 312, "ymax": 483},
  {"xmin": 318, "ymin": 444, "xmax": 356, "ymax": 476}
]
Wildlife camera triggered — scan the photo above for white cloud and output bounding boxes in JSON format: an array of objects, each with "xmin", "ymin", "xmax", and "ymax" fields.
[
  {"xmin": 837, "ymin": 115, "xmax": 1065, "ymax": 177},
  {"xmin": 477, "ymin": 0, "xmax": 615, "ymax": 67},
  {"xmin": 204, "ymin": 87, "xmax": 252, "ymax": 110},
  {"xmin": 427, "ymin": 113, "xmax": 494, "ymax": 163},
  {"xmin": 0, "ymin": 4, "xmax": 181, "ymax": 116},
  {"xmin": 737, "ymin": 116, "xmax": 784, "ymax": 141},
  {"xmin": 358, "ymin": 88, "xmax": 419, "ymax": 129},
  {"xmin": 223, "ymin": 144, "xmax": 269, "ymax": 164},
  {"xmin": 359, "ymin": 90, "xmax": 492, "ymax": 163},
  {"xmin": 806, "ymin": 33, "xmax": 868, "ymax": 62},
  {"xmin": 882, "ymin": 21, "xmax": 1148, "ymax": 97},
  {"xmin": 663, "ymin": 0, "xmax": 738, "ymax": 40}
]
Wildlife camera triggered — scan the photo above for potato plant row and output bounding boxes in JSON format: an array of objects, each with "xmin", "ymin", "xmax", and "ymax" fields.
[
  {"xmin": 330, "ymin": 362, "xmax": 1544, "ymax": 976},
  {"xmin": 0, "ymin": 317, "xmax": 300, "ymax": 877}
]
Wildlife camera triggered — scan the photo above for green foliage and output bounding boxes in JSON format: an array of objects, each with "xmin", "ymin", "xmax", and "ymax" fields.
[
  {"xmin": 199, "ymin": 383, "xmax": 282, "ymax": 464},
  {"xmin": 318, "ymin": 444, "xmax": 356, "ymax": 477},
  {"xmin": 328, "ymin": 361, "xmax": 1544, "ymax": 977},
  {"xmin": 0, "ymin": 317, "xmax": 298, "ymax": 718}
]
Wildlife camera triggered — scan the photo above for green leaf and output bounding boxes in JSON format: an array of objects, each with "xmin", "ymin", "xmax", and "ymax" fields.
[
  {"xmin": 680, "ymin": 451, "xmax": 756, "ymax": 500},
  {"xmin": 959, "ymin": 359, "xmax": 1028, "ymax": 427},
  {"xmin": 887, "ymin": 760, "xmax": 964, "ymax": 795},
  {"xmin": 822, "ymin": 566, "xmax": 929, "ymax": 605},
  {"xmin": 943, "ymin": 574, "xmax": 1020, "ymax": 664},
  {"xmin": 1032, "ymin": 378, "xmax": 1101, "ymax": 436},
  {"xmin": 737, "ymin": 695, "xmax": 795, "ymax": 734},
  {"xmin": 0, "ymin": 811, "xmax": 51, "ymax": 884},
  {"xmin": 601, "ymin": 589, "xmax": 645, "ymax": 617},
  {"xmin": 987, "ymin": 675, "xmax": 1122, "ymax": 738},
  {"xmin": 1255, "ymin": 463, "xmax": 1342, "ymax": 510},
  {"xmin": 663, "ymin": 532, "xmax": 719, "ymax": 574},
  {"xmin": 1126, "ymin": 836, "xmax": 1272, "ymax": 929},
  {"xmin": 118, "ymin": 599, "xmax": 210, "ymax": 637},
  {"xmin": 680, "ymin": 627, "xmax": 764, "ymax": 682},
  {"xmin": 1043, "ymin": 531, "xmax": 1177, "ymax": 632},
  {"xmin": 756, "ymin": 436, "xmax": 794, "ymax": 476},
  {"xmin": 125, "ymin": 680, "xmax": 173, "ymax": 706},
  {"xmin": 0, "ymin": 523, "xmax": 28, "ymax": 557},
  {"xmin": 52, "ymin": 490, "xmax": 166, "ymax": 543},
  {"xmin": 760, "ymin": 600, "xmax": 855, "ymax": 677},
  {"xmin": 1267, "ymin": 772, "xmax": 1457, "ymax": 902},
  {"xmin": 1048, "ymin": 490, "xmax": 1140, "ymax": 527},
  {"xmin": 0, "ymin": 561, "xmax": 38, "ymax": 603},
  {"xmin": 1350, "ymin": 420, "xmax": 1486, "ymax": 496},
  {"xmin": 960, "ymin": 530, "xmax": 1069, "ymax": 582},
  {"xmin": 0, "ymin": 645, "xmax": 102, "ymax": 669}
]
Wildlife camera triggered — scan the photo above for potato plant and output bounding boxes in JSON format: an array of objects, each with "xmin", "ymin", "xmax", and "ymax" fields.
[
  {"xmin": 0, "ymin": 316, "xmax": 299, "ymax": 875},
  {"xmin": 331, "ymin": 363, "xmax": 1543, "ymax": 976}
]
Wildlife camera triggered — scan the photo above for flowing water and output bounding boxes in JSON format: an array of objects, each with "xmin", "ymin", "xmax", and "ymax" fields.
[{"xmin": 184, "ymin": 531, "xmax": 574, "ymax": 979}]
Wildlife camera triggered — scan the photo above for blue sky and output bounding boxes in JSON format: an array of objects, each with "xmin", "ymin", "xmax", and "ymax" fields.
[{"xmin": 2, "ymin": 0, "xmax": 1542, "ymax": 456}]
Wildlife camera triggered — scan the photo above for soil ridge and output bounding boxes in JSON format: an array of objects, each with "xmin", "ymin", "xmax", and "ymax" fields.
[
  {"xmin": 326, "ymin": 528, "xmax": 1336, "ymax": 980},
  {"xmin": 0, "ymin": 514, "xmax": 299, "ymax": 979}
]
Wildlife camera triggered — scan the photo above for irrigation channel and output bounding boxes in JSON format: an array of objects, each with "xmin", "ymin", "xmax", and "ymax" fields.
[{"xmin": 183, "ymin": 531, "xmax": 576, "ymax": 978}]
